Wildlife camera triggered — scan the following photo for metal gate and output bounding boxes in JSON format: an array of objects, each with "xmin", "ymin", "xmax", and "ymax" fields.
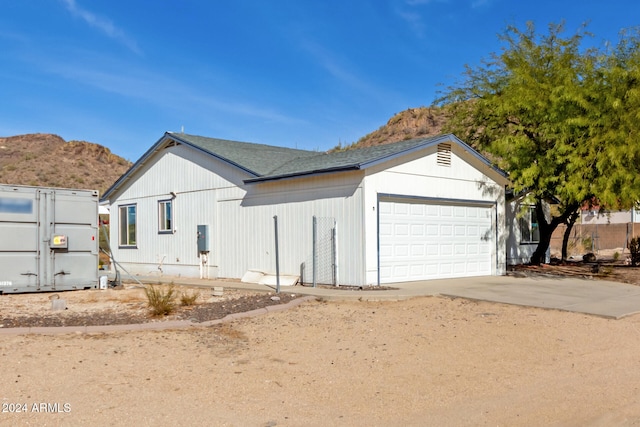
[{"xmin": 301, "ymin": 216, "xmax": 337, "ymax": 286}]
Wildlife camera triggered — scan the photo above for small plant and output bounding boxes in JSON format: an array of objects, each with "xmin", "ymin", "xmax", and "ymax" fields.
[
  {"xmin": 601, "ymin": 266, "xmax": 614, "ymax": 276},
  {"xmin": 180, "ymin": 290, "xmax": 199, "ymax": 306},
  {"xmin": 613, "ymin": 251, "xmax": 620, "ymax": 262},
  {"xmin": 145, "ymin": 284, "xmax": 176, "ymax": 316},
  {"xmin": 629, "ymin": 238, "xmax": 640, "ymax": 267}
]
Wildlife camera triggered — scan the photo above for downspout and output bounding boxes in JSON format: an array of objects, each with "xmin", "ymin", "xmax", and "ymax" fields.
[{"xmin": 376, "ymin": 193, "xmax": 380, "ymax": 287}]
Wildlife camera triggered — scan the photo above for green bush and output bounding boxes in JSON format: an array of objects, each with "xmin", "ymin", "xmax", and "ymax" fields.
[
  {"xmin": 145, "ymin": 284, "xmax": 176, "ymax": 316},
  {"xmin": 630, "ymin": 238, "xmax": 640, "ymax": 267}
]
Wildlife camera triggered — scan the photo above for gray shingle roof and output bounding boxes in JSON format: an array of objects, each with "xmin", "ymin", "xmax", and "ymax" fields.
[
  {"xmin": 248, "ymin": 134, "xmax": 453, "ymax": 182},
  {"xmin": 172, "ymin": 132, "xmax": 481, "ymax": 182},
  {"xmin": 169, "ymin": 133, "xmax": 318, "ymax": 176}
]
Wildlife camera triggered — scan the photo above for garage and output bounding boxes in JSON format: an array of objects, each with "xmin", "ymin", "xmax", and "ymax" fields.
[{"xmin": 378, "ymin": 197, "xmax": 495, "ymax": 283}]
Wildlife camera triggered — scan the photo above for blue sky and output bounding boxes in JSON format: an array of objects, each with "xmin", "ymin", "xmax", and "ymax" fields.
[{"xmin": 1, "ymin": 1, "xmax": 639, "ymax": 161}]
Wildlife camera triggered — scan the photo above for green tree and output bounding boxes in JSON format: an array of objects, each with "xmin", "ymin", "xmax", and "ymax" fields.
[
  {"xmin": 436, "ymin": 22, "xmax": 640, "ymax": 264},
  {"xmin": 588, "ymin": 29, "xmax": 640, "ymax": 210}
]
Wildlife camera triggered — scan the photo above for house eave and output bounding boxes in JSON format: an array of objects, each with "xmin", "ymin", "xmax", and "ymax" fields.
[{"xmin": 244, "ymin": 165, "xmax": 362, "ymax": 183}]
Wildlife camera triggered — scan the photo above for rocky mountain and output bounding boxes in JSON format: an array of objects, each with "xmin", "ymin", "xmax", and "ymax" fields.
[
  {"xmin": 334, "ymin": 106, "xmax": 449, "ymax": 151},
  {"xmin": 0, "ymin": 108, "xmax": 449, "ymax": 195},
  {"xmin": 0, "ymin": 133, "xmax": 132, "ymax": 195}
]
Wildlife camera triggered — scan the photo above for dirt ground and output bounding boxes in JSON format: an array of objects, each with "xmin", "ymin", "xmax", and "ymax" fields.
[
  {"xmin": 2, "ymin": 265, "xmax": 640, "ymax": 426},
  {"xmin": 0, "ymin": 285, "xmax": 297, "ymax": 328}
]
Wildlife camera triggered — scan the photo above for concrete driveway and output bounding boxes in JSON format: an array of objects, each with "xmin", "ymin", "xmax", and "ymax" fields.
[{"xmin": 390, "ymin": 275, "xmax": 640, "ymax": 319}]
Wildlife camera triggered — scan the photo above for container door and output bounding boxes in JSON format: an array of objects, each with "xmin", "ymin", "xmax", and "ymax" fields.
[
  {"xmin": 0, "ymin": 189, "xmax": 41, "ymax": 292},
  {"xmin": 50, "ymin": 190, "xmax": 99, "ymax": 290}
]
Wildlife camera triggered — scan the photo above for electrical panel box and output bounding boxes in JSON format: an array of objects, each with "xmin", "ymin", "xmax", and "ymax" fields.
[{"xmin": 197, "ymin": 225, "xmax": 209, "ymax": 253}]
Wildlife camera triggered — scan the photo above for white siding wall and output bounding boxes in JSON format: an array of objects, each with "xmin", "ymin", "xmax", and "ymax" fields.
[
  {"xmin": 363, "ymin": 145, "xmax": 507, "ymax": 284},
  {"xmin": 108, "ymin": 145, "xmax": 248, "ymax": 277},
  {"xmin": 218, "ymin": 171, "xmax": 366, "ymax": 285},
  {"xmin": 109, "ymin": 146, "xmax": 367, "ymax": 284}
]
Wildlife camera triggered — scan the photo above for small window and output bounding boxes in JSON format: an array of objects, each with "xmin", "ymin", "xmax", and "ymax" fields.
[
  {"xmin": 119, "ymin": 204, "xmax": 137, "ymax": 247},
  {"xmin": 158, "ymin": 199, "xmax": 173, "ymax": 233},
  {"xmin": 519, "ymin": 205, "xmax": 540, "ymax": 243}
]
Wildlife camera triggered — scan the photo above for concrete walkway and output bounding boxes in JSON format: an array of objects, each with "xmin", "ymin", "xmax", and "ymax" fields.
[
  {"xmin": 2, "ymin": 273, "xmax": 640, "ymax": 335},
  {"xmin": 137, "ymin": 273, "xmax": 640, "ymax": 319}
]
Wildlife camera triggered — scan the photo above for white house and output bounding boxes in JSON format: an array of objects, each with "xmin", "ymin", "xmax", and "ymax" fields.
[{"xmin": 100, "ymin": 132, "xmax": 509, "ymax": 286}]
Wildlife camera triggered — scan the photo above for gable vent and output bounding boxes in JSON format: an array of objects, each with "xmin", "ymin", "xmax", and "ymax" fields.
[
  {"xmin": 164, "ymin": 140, "xmax": 181, "ymax": 149},
  {"xmin": 437, "ymin": 143, "xmax": 452, "ymax": 167}
]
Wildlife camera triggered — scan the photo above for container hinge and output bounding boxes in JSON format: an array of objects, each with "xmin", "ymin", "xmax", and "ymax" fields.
[
  {"xmin": 54, "ymin": 270, "xmax": 70, "ymax": 276},
  {"xmin": 20, "ymin": 272, "xmax": 37, "ymax": 276}
]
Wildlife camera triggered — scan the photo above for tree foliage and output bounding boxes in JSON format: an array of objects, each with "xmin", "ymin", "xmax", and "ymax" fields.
[{"xmin": 436, "ymin": 22, "xmax": 640, "ymax": 264}]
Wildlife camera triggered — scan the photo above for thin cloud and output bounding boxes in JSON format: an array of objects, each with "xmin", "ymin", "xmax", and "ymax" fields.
[
  {"xmin": 300, "ymin": 40, "xmax": 379, "ymax": 96},
  {"xmin": 396, "ymin": 10, "xmax": 426, "ymax": 38},
  {"xmin": 42, "ymin": 57, "xmax": 303, "ymax": 125},
  {"xmin": 396, "ymin": 0, "xmax": 450, "ymax": 38},
  {"xmin": 61, "ymin": 0, "xmax": 141, "ymax": 54}
]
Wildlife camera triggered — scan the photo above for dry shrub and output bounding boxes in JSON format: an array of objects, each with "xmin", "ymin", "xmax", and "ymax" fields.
[
  {"xmin": 145, "ymin": 284, "xmax": 176, "ymax": 316},
  {"xmin": 180, "ymin": 290, "xmax": 199, "ymax": 306}
]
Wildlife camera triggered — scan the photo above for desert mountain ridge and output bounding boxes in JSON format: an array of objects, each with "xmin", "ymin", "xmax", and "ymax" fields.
[
  {"xmin": 0, "ymin": 107, "xmax": 446, "ymax": 194},
  {"xmin": 335, "ymin": 106, "xmax": 448, "ymax": 151},
  {"xmin": 0, "ymin": 133, "xmax": 132, "ymax": 195}
]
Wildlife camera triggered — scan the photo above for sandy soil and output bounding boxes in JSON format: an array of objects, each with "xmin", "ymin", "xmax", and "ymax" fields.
[
  {"xmin": 0, "ymin": 285, "xmax": 297, "ymax": 328},
  {"xmin": 2, "ymin": 290, "xmax": 640, "ymax": 426}
]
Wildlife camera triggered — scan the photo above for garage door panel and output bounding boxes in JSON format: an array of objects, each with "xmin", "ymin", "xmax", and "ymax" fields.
[
  {"xmin": 426, "ymin": 244, "xmax": 438, "ymax": 255},
  {"xmin": 379, "ymin": 244, "xmax": 393, "ymax": 257},
  {"xmin": 395, "ymin": 244, "xmax": 409, "ymax": 257},
  {"xmin": 440, "ymin": 244, "xmax": 453, "ymax": 255},
  {"xmin": 379, "ymin": 200, "xmax": 494, "ymax": 283},
  {"xmin": 394, "ymin": 203, "xmax": 409, "ymax": 215},
  {"xmin": 410, "ymin": 204, "xmax": 424, "ymax": 216},
  {"xmin": 409, "ymin": 264, "xmax": 423, "ymax": 276},
  {"xmin": 410, "ymin": 224, "xmax": 425, "ymax": 236},
  {"xmin": 379, "ymin": 223, "xmax": 393, "ymax": 236},
  {"xmin": 395, "ymin": 223, "xmax": 409, "ymax": 235},
  {"xmin": 414, "ymin": 244, "xmax": 426, "ymax": 255}
]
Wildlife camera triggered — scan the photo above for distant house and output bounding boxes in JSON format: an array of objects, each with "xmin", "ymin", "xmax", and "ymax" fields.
[
  {"xmin": 549, "ymin": 206, "xmax": 640, "ymax": 255},
  {"xmin": 100, "ymin": 132, "xmax": 509, "ymax": 286}
]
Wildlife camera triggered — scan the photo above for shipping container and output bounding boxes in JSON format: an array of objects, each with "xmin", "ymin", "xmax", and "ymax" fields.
[{"xmin": 0, "ymin": 184, "xmax": 99, "ymax": 293}]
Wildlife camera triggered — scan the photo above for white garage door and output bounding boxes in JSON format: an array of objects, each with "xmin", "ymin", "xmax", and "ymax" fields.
[{"xmin": 379, "ymin": 199, "xmax": 494, "ymax": 283}]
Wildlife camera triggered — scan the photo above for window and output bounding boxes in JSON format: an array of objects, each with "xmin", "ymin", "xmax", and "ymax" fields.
[
  {"xmin": 520, "ymin": 205, "xmax": 540, "ymax": 243},
  {"xmin": 158, "ymin": 199, "xmax": 173, "ymax": 233},
  {"xmin": 119, "ymin": 204, "xmax": 137, "ymax": 247}
]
